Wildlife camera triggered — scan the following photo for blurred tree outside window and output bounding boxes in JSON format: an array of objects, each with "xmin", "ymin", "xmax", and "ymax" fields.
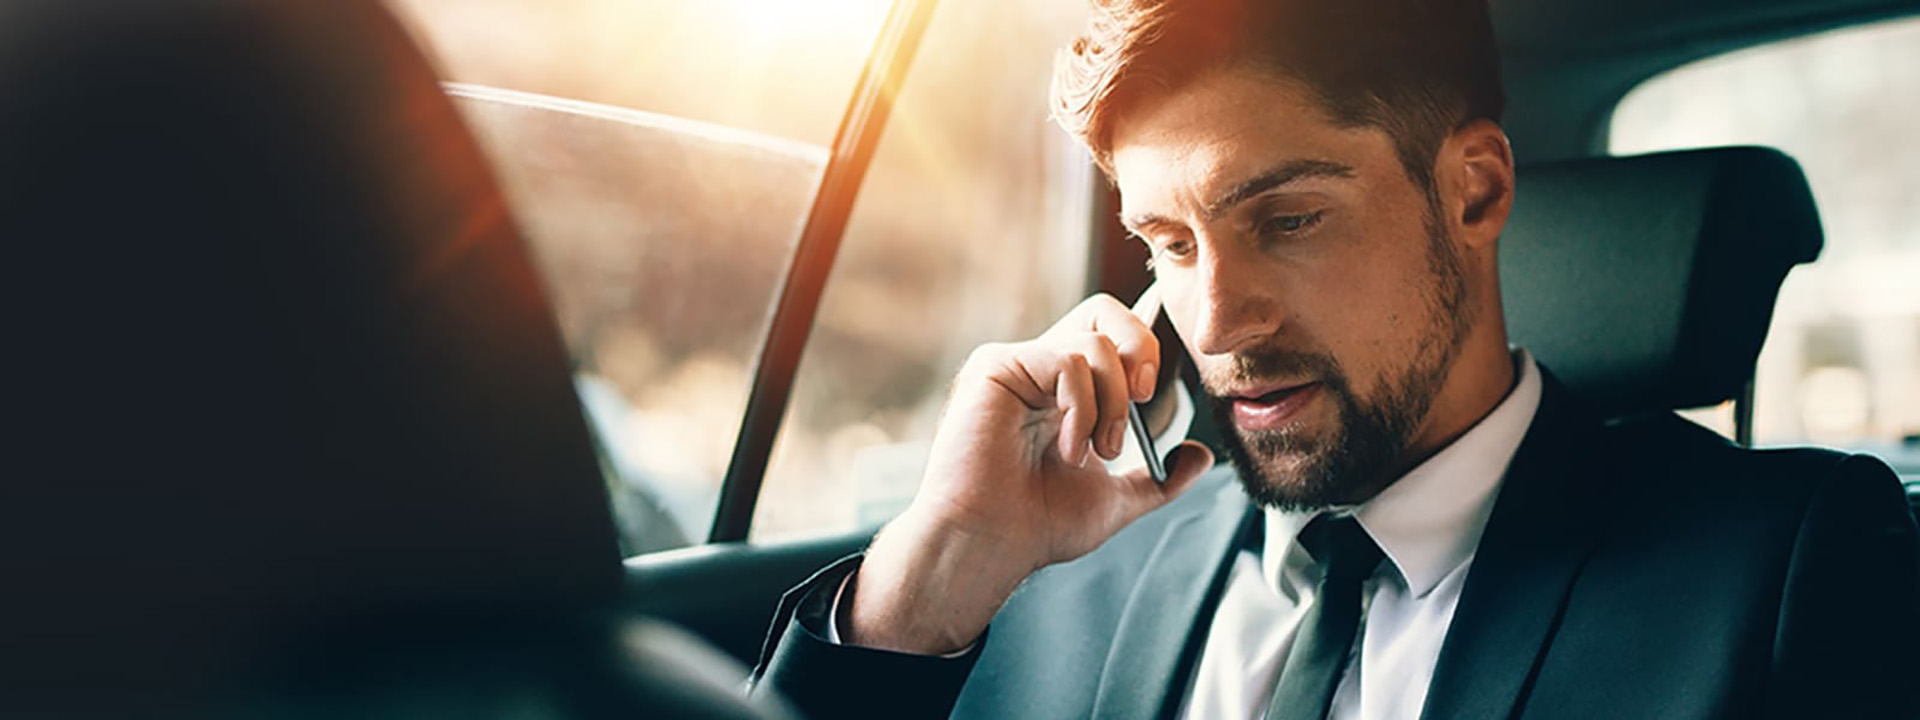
[
  {"xmin": 387, "ymin": 0, "xmax": 892, "ymax": 553},
  {"xmin": 1611, "ymin": 17, "xmax": 1920, "ymax": 471},
  {"xmin": 751, "ymin": 0, "xmax": 1098, "ymax": 541}
]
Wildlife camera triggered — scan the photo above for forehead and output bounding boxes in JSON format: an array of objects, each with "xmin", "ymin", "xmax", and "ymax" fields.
[{"xmin": 1108, "ymin": 66, "xmax": 1390, "ymax": 217}]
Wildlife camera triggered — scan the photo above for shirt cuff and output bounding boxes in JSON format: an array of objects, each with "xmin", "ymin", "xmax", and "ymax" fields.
[{"xmin": 823, "ymin": 569, "xmax": 976, "ymax": 659}]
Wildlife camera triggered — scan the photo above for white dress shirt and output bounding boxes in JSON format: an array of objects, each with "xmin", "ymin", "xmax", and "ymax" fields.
[{"xmin": 1177, "ymin": 351, "xmax": 1542, "ymax": 720}]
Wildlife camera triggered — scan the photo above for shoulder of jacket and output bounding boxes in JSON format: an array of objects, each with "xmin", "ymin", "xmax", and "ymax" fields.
[{"xmin": 1599, "ymin": 410, "xmax": 1884, "ymax": 513}]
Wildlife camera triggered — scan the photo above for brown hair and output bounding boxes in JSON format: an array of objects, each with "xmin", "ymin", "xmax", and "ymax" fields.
[{"xmin": 1050, "ymin": 0, "xmax": 1504, "ymax": 190}]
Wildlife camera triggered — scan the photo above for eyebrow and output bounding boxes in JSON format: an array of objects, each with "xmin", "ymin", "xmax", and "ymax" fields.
[{"xmin": 1121, "ymin": 158, "xmax": 1356, "ymax": 233}]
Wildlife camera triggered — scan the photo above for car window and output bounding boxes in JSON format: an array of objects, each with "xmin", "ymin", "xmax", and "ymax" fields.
[
  {"xmin": 388, "ymin": 0, "xmax": 893, "ymax": 553},
  {"xmin": 748, "ymin": 0, "xmax": 1098, "ymax": 541},
  {"xmin": 1609, "ymin": 16, "xmax": 1920, "ymax": 472}
]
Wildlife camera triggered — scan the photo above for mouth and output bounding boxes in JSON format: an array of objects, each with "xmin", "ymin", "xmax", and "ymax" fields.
[{"xmin": 1227, "ymin": 381, "xmax": 1322, "ymax": 431}]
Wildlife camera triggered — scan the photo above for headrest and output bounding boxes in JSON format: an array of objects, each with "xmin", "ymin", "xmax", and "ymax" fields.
[
  {"xmin": 1500, "ymin": 146, "xmax": 1822, "ymax": 418},
  {"xmin": 3, "ymin": 0, "xmax": 619, "ymax": 698}
]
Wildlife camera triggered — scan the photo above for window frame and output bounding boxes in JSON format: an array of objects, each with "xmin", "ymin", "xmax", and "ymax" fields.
[{"xmin": 703, "ymin": 0, "xmax": 940, "ymax": 543}]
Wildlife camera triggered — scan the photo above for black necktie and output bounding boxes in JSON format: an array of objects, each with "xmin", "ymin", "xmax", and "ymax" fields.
[{"xmin": 1264, "ymin": 514, "xmax": 1384, "ymax": 720}]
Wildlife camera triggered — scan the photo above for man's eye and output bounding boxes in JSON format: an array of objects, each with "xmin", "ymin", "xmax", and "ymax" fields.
[
  {"xmin": 1258, "ymin": 210, "xmax": 1325, "ymax": 237},
  {"xmin": 1144, "ymin": 239, "xmax": 1194, "ymax": 271}
]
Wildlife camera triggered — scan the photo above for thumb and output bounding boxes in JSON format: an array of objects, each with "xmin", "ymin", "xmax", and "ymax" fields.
[{"xmin": 1156, "ymin": 440, "xmax": 1216, "ymax": 500}]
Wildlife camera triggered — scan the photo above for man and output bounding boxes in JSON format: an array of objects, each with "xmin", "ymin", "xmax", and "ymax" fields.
[{"xmin": 750, "ymin": 0, "xmax": 1920, "ymax": 717}]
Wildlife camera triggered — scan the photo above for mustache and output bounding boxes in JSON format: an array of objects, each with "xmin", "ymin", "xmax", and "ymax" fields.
[{"xmin": 1199, "ymin": 346, "xmax": 1347, "ymax": 398}]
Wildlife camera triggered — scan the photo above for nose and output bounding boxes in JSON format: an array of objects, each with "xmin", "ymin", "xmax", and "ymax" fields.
[{"xmin": 1187, "ymin": 240, "xmax": 1283, "ymax": 356}]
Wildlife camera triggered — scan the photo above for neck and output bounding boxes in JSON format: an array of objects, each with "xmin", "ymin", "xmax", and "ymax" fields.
[{"xmin": 1393, "ymin": 320, "xmax": 1518, "ymax": 480}]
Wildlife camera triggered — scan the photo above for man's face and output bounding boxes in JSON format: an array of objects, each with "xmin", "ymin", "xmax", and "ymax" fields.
[{"xmin": 1111, "ymin": 66, "xmax": 1473, "ymax": 511}]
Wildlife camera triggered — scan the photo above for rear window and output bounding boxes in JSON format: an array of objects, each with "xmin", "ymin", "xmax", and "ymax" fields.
[
  {"xmin": 392, "ymin": 0, "xmax": 1097, "ymax": 549},
  {"xmin": 751, "ymin": 0, "xmax": 1097, "ymax": 541},
  {"xmin": 389, "ymin": 0, "xmax": 892, "ymax": 553},
  {"xmin": 1609, "ymin": 16, "xmax": 1920, "ymax": 473}
]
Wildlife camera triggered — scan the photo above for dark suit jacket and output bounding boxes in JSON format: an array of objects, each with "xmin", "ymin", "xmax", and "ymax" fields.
[{"xmin": 751, "ymin": 377, "xmax": 1920, "ymax": 719}]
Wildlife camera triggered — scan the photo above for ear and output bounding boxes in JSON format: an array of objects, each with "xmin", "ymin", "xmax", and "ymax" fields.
[{"xmin": 1445, "ymin": 119, "xmax": 1514, "ymax": 252}]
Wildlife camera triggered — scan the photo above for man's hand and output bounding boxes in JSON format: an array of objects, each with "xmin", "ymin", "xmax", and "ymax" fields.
[{"xmin": 843, "ymin": 294, "xmax": 1215, "ymax": 655}]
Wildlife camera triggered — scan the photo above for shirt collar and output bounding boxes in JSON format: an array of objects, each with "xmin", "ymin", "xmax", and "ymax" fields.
[{"xmin": 1260, "ymin": 349, "xmax": 1544, "ymax": 598}]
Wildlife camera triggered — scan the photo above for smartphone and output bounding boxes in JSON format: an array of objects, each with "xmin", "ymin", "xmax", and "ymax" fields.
[{"xmin": 1127, "ymin": 284, "xmax": 1168, "ymax": 484}]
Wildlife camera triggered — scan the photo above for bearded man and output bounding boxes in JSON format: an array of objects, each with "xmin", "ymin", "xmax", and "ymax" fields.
[{"xmin": 748, "ymin": 1, "xmax": 1920, "ymax": 718}]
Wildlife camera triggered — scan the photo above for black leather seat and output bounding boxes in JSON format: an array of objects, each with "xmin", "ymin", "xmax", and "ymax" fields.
[
  {"xmin": 1504, "ymin": 147, "xmax": 1918, "ymax": 524},
  {"xmin": 1501, "ymin": 145, "xmax": 1920, "ymax": 526},
  {"xmin": 0, "ymin": 1, "xmax": 787, "ymax": 717},
  {"xmin": 1500, "ymin": 145, "xmax": 1823, "ymax": 420}
]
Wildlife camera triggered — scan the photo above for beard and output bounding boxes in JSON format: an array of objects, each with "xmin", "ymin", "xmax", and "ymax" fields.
[{"xmin": 1207, "ymin": 206, "xmax": 1472, "ymax": 511}]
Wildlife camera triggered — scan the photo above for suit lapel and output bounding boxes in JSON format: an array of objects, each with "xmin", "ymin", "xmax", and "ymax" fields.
[
  {"xmin": 1420, "ymin": 375, "xmax": 1615, "ymax": 720},
  {"xmin": 1090, "ymin": 483, "xmax": 1257, "ymax": 720}
]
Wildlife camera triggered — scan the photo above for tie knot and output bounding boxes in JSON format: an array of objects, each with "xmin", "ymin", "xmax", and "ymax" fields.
[{"xmin": 1298, "ymin": 514, "xmax": 1383, "ymax": 583}]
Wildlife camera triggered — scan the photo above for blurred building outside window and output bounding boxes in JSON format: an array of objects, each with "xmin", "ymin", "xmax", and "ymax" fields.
[
  {"xmin": 1610, "ymin": 16, "xmax": 1920, "ymax": 472},
  {"xmin": 387, "ymin": 0, "xmax": 893, "ymax": 554}
]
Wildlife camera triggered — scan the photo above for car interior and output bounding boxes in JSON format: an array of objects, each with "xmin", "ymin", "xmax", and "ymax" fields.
[{"xmin": 4, "ymin": 0, "xmax": 1915, "ymax": 716}]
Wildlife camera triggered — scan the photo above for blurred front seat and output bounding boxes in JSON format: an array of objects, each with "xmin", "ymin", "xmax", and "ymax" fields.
[{"xmin": 0, "ymin": 1, "xmax": 788, "ymax": 717}]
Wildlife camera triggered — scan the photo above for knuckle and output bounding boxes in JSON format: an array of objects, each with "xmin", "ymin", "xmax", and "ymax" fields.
[
  {"xmin": 959, "ymin": 344, "xmax": 1001, "ymax": 379},
  {"xmin": 965, "ymin": 342, "xmax": 1004, "ymax": 365},
  {"xmin": 1080, "ymin": 292, "xmax": 1119, "ymax": 312},
  {"xmin": 1089, "ymin": 331, "xmax": 1119, "ymax": 355},
  {"xmin": 1069, "ymin": 331, "xmax": 1118, "ymax": 363}
]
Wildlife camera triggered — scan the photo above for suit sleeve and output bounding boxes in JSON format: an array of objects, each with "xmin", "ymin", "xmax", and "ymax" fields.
[
  {"xmin": 1767, "ymin": 454, "xmax": 1920, "ymax": 720},
  {"xmin": 747, "ymin": 554, "xmax": 986, "ymax": 719}
]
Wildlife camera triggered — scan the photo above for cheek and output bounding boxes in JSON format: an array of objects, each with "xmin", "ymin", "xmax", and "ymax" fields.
[{"xmin": 1298, "ymin": 215, "xmax": 1443, "ymax": 388}]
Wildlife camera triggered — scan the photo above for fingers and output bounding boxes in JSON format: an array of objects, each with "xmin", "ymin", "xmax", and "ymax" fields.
[
  {"xmin": 1042, "ymin": 335, "xmax": 1132, "ymax": 463},
  {"xmin": 1050, "ymin": 351, "xmax": 1098, "ymax": 465},
  {"xmin": 1114, "ymin": 440, "xmax": 1216, "ymax": 508},
  {"xmin": 976, "ymin": 292, "xmax": 1172, "ymax": 468},
  {"xmin": 1049, "ymin": 294, "xmax": 1160, "ymax": 402},
  {"xmin": 1157, "ymin": 441, "xmax": 1216, "ymax": 499},
  {"xmin": 998, "ymin": 333, "xmax": 1148, "ymax": 465},
  {"xmin": 1069, "ymin": 333, "xmax": 1132, "ymax": 461}
]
